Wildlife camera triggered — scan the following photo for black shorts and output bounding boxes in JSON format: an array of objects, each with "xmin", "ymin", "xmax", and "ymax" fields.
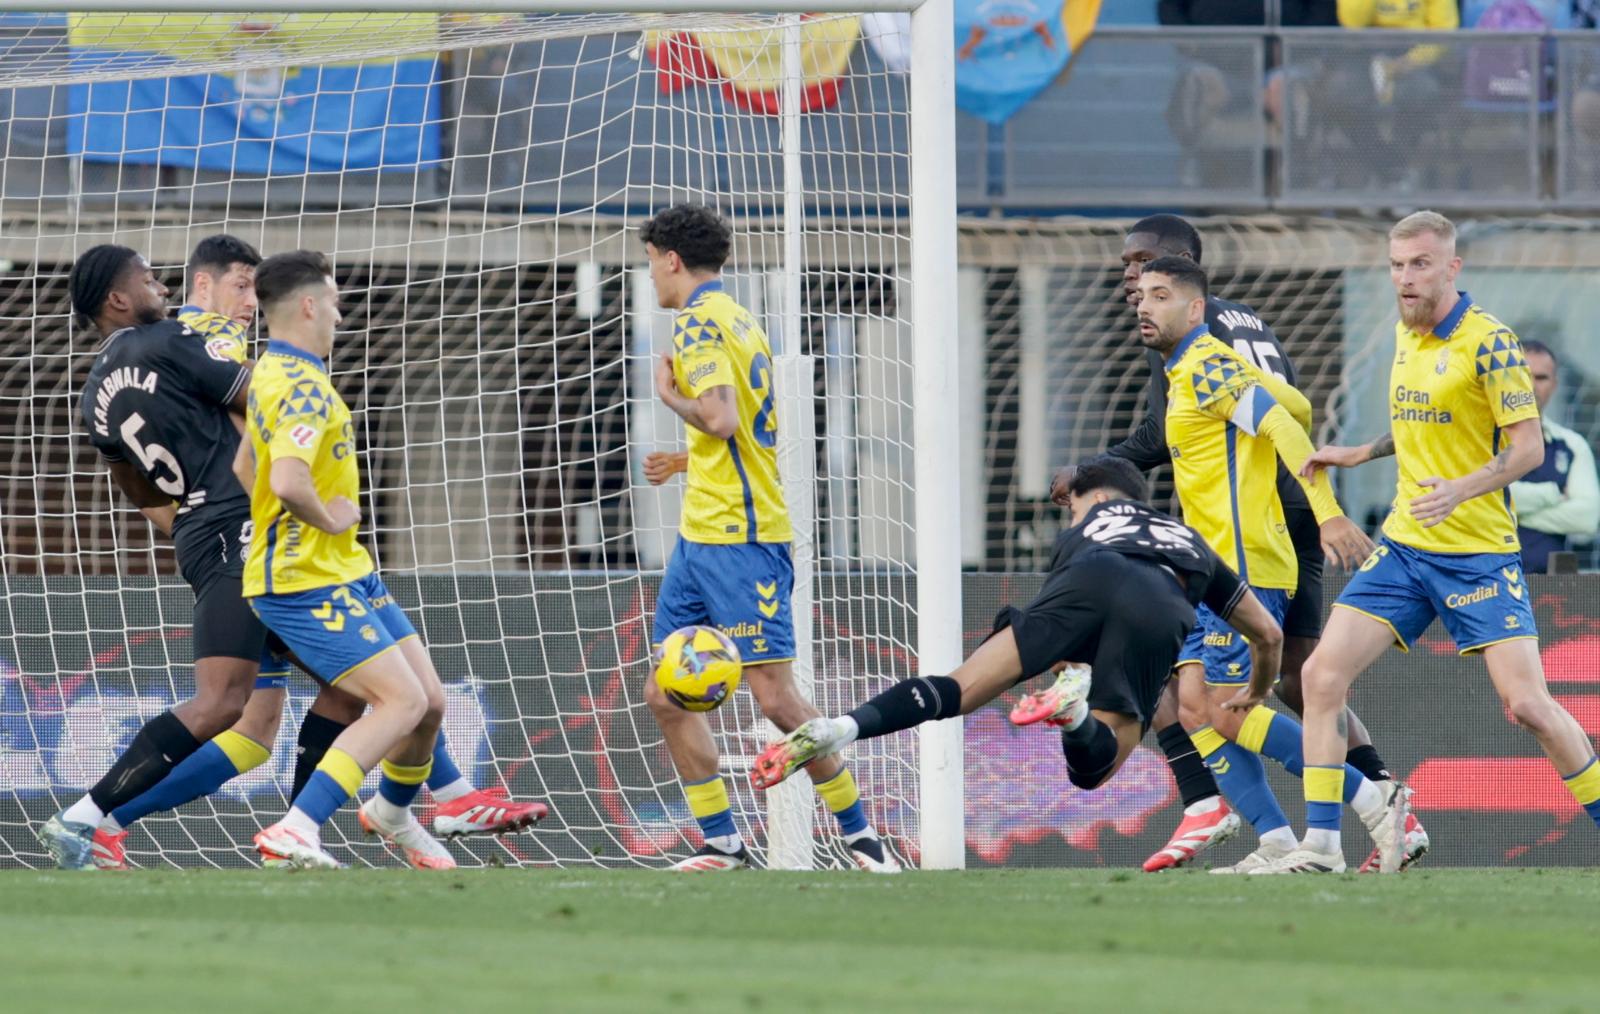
[
  {"xmin": 192, "ymin": 572, "xmax": 269, "ymax": 662},
  {"xmin": 993, "ymin": 550, "xmax": 1194, "ymax": 731},
  {"xmin": 1283, "ymin": 505, "xmax": 1325, "ymax": 640},
  {"xmin": 173, "ymin": 505, "xmax": 252, "ymax": 600}
]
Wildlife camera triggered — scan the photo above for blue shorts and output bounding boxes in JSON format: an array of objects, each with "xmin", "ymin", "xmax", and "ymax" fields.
[
  {"xmin": 249, "ymin": 573, "xmax": 419, "ymax": 684},
  {"xmin": 1177, "ymin": 587, "xmax": 1292, "ymax": 686},
  {"xmin": 1335, "ymin": 537, "xmax": 1537, "ymax": 654},
  {"xmin": 652, "ymin": 538, "xmax": 795, "ymax": 665},
  {"xmin": 255, "ymin": 641, "xmax": 291, "ymax": 690}
]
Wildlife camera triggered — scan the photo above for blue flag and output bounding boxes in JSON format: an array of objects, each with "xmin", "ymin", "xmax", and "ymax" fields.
[
  {"xmin": 67, "ymin": 36, "xmax": 440, "ymax": 174},
  {"xmin": 954, "ymin": 0, "xmax": 1088, "ymax": 125}
]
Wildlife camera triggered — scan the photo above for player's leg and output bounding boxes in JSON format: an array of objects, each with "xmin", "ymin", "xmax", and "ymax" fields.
[
  {"xmin": 1142, "ymin": 639, "xmax": 1237, "ymax": 872},
  {"xmin": 250, "ymin": 581, "xmax": 430, "ymax": 868},
  {"xmin": 292, "ymin": 682, "xmax": 365, "ymax": 798},
  {"xmin": 1482, "ymin": 640, "xmax": 1600, "ymax": 830},
  {"xmin": 39, "ymin": 575, "xmax": 260, "ymax": 870}
]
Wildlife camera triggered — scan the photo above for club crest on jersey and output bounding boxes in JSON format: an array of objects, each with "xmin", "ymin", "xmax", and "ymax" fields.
[
  {"xmin": 1436, "ymin": 348, "xmax": 1450, "ymax": 375},
  {"xmin": 290, "ymin": 423, "xmax": 318, "ymax": 448},
  {"xmin": 205, "ymin": 337, "xmax": 236, "ymax": 362}
]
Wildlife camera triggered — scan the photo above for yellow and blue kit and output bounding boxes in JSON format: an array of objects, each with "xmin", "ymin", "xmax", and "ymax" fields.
[
  {"xmin": 653, "ymin": 280, "xmax": 794, "ymax": 664},
  {"xmin": 1164, "ymin": 325, "xmax": 1343, "ymax": 685},
  {"xmin": 1335, "ymin": 293, "xmax": 1540, "ymax": 653},
  {"xmin": 242, "ymin": 339, "xmax": 415, "ymax": 681}
]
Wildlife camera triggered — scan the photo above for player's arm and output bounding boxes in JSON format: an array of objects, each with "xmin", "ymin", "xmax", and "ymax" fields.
[
  {"xmin": 269, "ymin": 458, "xmax": 360, "ymax": 535},
  {"xmin": 655, "ymin": 357, "xmax": 737, "ymax": 439},
  {"xmin": 655, "ymin": 318, "xmax": 740, "ymax": 439},
  {"xmin": 1298, "ymin": 430, "xmax": 1395, "ymax": 479},
  {"xmin": 104, "ymin": 458, "xmax": 177, "ymax": 536},
  {"xmin": 166, "ymin": 331, "xmax": 252, "ymax": 412},
  {"xmin": 232, "ymin": 437, "xmax": 256, "ymax": 495},
  {"xmin": 1411, "ymin": 416, "xmax": 1544, "ymax": 527},
  {"xmin": 1195, "ymin": 550, "xmax": 1282, "ymax": 712},
  {"xmin": 1216, "ymin": 379, "xmax": 1376, "ymax": 569},
  {"xmin": 1105, "ymin": 357, "xmax": 1172, "ymax": 472}
]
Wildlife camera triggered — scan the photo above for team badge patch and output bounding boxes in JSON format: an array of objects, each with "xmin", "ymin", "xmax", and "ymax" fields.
[
  {"xmin": 360, "ymin": 625, "xmax": 379, "ymax": 643},
  {"xmin": 205, "ymin": 337, "xmax": 237, "ymax": 362},
  {"xmin": 1436, "ymin": 347, "xmax": 1450, "ymax": 375},
  {"xmin": 290, "ymin": 423, "xmax": 318, "ymax": 448}
]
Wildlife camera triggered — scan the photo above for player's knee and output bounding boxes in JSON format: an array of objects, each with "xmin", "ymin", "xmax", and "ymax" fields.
[
  {"xmin": 1505, "ymin": 689, "xmax": 1561, "ymax": 738},
  {"xmin": 1067, "ymin": 765, "xmax": 1110, "ymax": 791},
  {"xmin": 1298, "ymin": 651, "xmax": 1346, "ymax": 712},
  {"xmin": 1207, "ymin": 703, "xmax": 1245, "ymax": 741},
  {"xmin": 313, "ymin": 686, "xmax": 366, "ymax": 725},
  {"xmin": 1273, "ymin": 669, "xmax": 1305, "ymax": 716}
]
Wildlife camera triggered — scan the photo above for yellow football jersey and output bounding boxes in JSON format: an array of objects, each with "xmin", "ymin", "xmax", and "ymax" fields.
[
  {"xmin": 178, "ymin": 304, "xmax": 250, "ymax": 363},
  {"xmin": 1382, "ymin": 293, "xmax": 1540, "ymax": 555},
  {"xmin": 671, "ymin": 280, "xmax": 792, "ymax": 544},
  {"xmin": 241, "ymin": 340, "xmax": 373, "ymax": 596},
  {"xmin": 1165, "ymin": 327, "xmax": 1317, "ymax": 591}
]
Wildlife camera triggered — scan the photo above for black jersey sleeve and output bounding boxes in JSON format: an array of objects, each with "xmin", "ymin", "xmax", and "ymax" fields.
[
  {"xmin": 160, "ymin": 325, "xmax": 250, "ymax": 409},
  {"xmin": 1200, "ymin": 547, "xmax": 1248, "ymax": 619},
  {"xmin": 1107, "ymin": 348, "xmax": 1171, "ymax": 471},
  {"xmin": 81, "ymin": 399, "xmax": 126, "ymax": 462}
]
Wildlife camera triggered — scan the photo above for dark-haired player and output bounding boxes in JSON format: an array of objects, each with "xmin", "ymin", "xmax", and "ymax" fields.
[
  {"xmin": 1059, "ymin": 214, "xmax": 1428, "ymax": 873},
  {"xmin": 640, "ymin": 204, "xmax": 897, "ymax": 872},
  {"xmin": 751, "ymin": 457, "xmax": 1287, "ymax": 798},
  {"xmin": 1131, "ymin": 257, "xmax": 1407, "ymax": 872},
  {"xmin": 39, "ymin": 245, "xmax": 259, "ymax": 869}
]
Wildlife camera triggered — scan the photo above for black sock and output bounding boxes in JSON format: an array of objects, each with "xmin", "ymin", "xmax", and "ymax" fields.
[
  {"xmin": 292, "ymin": 712, "xmax": 351, "ymax": 799},
  {"xmin": 848, "ymin": 676, "xmax": 963, "ymax": 741},
  {"xmin": 1062, "ymin": 717, "xmax": 1119, "ymax": 791},
  {"xmin": 1345, "ymin": 744, "xmax": 1391, "ymax": 783},
  {"xmin": 1157, "ymin": 723, "xmax": 1221, "ymax": 807},
  {"xmin": 88, "ymin": 710, "xmax": 202, "ymax": 812}
]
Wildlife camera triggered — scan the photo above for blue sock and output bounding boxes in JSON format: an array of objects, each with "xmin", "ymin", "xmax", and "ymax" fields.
[
  {"xmin": 1209, "ymin": 742, "xmax": 1291, "ymax": 834},
  {"xmin": 427, "ymin": 735, "xmax": 465, "ymax": 792},
  {"xmin": 111, "ymin": 741, "xmax": 237, "ymax": 827},
  {"xmin": 294, "ymin": 771, "xmax": 352, "ymax": 825},
  {"xmin": 1256, "ymin": 711, "xmax": 1371, "ymax": 804}
]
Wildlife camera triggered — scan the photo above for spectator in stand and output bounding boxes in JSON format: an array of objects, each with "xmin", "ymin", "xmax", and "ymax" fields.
[
  {"xmin": 1512, "ymin": 341, "xmax": 1600, "ymax": 572},
  {"xmin": 1299, "ymin": 0, "xmax": 1460, "ymax": 186}
]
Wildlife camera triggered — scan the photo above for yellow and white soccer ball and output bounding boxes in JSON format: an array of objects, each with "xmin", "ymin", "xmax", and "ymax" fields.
[{"xmin": 654, "ymin": 625, "xmax": 743, "ymax": 712}]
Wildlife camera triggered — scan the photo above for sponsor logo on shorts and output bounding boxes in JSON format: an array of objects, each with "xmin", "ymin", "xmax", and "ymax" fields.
[
  {"xmin": 1505, "ymin": 615, "xmax": 1520, "ymax": 630},
  {"xmin": 1202, "ymin": 631, "xmax": 1234, "ymax": 648},
  {"xmin": 720, "ymin": 620, "xmax": 765, "ymax": 639},
  {"xmin": 370, "ymin": 594, "xmax": 395, "ymax": 609},
  {"xmin": 1445, "ymin": 584, "xmax": 1499, "ymax": 609},
  {"xmin": 1226, "ymin": 662, "xmax": 1243, "ymax": 678}
]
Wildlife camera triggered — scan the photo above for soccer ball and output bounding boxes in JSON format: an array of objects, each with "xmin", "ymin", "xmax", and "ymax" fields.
[{"xmin": 654, "ymin": 625, "xmax": 742, "ymax": 712}]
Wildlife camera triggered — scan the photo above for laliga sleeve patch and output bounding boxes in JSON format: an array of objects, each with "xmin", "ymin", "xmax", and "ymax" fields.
[
  {"xmin": 290, "ymin": 423, "xmax": 319, "ymax": 448},
  {"xmin": 206, "ymin": 337, "xmax": 239, "ymax": 362}
]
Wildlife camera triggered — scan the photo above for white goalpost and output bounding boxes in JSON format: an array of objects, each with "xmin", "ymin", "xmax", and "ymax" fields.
[{"xmin": 0, "ymin": 1, "xmax": 962, "ymax": 869}]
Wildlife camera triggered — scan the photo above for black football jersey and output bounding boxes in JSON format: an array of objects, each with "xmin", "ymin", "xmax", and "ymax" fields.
[
  {"xmin": 1109, "ymin": 294, "xmax": 1309, "ymax": 514},
  {"xmin": 80, "ymin": 318, "xmax": 251, "ymax": 536},
  {"xmin": 1051, "ymin": 499, "xmax": 1245, "ymax": 618}
]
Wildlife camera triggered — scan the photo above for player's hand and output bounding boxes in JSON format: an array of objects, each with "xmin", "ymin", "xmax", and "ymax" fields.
[
  {"xmin": 1220, "ymin": 686, "xmax": 1270, "ymax": 712},
  {"xmin": 1300, "ymin": 444, "xmax": 1367, "ymax": 479},
  {"xmin": 643, "ymin": 451, "xmax": 688, "ymax": 486},
  {"xmin": 1319, "ymin": 516, "xmax": 1376, "ymax": 572},
  {"xmin": 654, "ymin": 352, "xmax": 680, "ymax": 405},
  {"xmin": 325, "ymin": 496, "xmax": 362, "ymax": 535},
  {"xmin": 1049, "ymin": 466, "xmax": 1074, "ymax": 507},
  {"xmin": 1411, "ymin": 476, "xmax": 1466, "ymax": 527}
]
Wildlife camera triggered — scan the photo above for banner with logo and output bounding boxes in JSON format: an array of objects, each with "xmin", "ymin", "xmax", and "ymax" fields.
[
  {"xmin": 66, "ymin": 13, "xmax": 442, "ymax": 174},
  {"xmin": 954, "ymin": 0, "xmax": 1102, "ymax": 125}
]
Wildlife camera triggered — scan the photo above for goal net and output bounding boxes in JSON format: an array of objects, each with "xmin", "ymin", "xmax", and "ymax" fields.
[{"xmin": 0, "ymin": 6, "xmax": 963, "ymax": 870}]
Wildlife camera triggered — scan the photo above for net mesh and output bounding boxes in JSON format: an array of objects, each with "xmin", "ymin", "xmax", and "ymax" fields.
[{"xmin": 0, "ymin": 10, "xmax": 927, "ymax": 869}]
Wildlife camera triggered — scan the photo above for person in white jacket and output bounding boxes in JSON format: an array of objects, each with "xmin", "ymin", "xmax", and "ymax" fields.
[{"xmin": 1513, "ymin": 341, "xmax": 1600, "ymax": 572}]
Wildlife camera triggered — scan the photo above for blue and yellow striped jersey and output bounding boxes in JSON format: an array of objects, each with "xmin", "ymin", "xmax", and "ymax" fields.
[
  {"xmin": 1164, "ymin": 327, "xmax": 1319, "ymax": 591},
  {"xmin": 241, "ymin": 340, "xmax": 372, "ymax": 597},
  {"xmin": 671, "ymin": 280, "xmax": 792, "ymax": 544},
  {"xmin": 177, "ymin": 304, "xmax": 250, "ymax": 363},
  {"xmin": 1382, "ymin": 293, "xmax": 1540, "ymax": 555}
]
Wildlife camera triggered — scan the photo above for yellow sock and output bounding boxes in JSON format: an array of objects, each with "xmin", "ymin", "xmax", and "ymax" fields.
[
  {"xmin": 1236, "ymin": 706, "xmax": 1275, "ymax": 755},
  {"xmin": 316, "ymin": 747, "xmax": 366, "ymax": 796},
  {"xmin": 380, "ymin": 758, "xmax": 432, "ymax": 786},
  {"xmin": 212, "ymin": 730, "xmax": 270, "ymax": 774},
  {"xmin": 684, "ymin": 775, "xmax": 738, "ymax": 840},
  {"xmin": 1189, "ymin": 725, "xmax": 1228, "ymax": 760}
]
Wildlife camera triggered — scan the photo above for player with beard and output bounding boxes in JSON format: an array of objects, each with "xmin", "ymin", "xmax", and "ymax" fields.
[{"xmin": 1051, "ymin": 215, "xmax": 1429, "ymax": 873}]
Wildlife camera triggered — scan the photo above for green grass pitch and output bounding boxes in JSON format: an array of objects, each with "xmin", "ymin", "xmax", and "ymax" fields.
[{"xmin": 7, "ymin": 868, "xmax": 1598, "ymax": 1012}]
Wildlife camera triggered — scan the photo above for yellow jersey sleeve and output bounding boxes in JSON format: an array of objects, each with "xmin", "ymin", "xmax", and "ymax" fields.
[
  {"xmin": 178, "ymin": 306, "xmax": 249, "ymax": 364},
  {"xmin": 673, "ymin": 316, "xmax": 736, "ymax": 399},
  {"xmin": 1477, "ymin": 329, "xmax": 1540, "ymax": 430},
  {"xmin": 267, "ymin": 377, "xmax": 335, "ymax": 467}
]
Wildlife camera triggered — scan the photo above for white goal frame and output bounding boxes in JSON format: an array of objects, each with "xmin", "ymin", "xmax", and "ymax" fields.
[{"xmin": 16, "ymin": 0, "xmax": 965, "ymax": 869}]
